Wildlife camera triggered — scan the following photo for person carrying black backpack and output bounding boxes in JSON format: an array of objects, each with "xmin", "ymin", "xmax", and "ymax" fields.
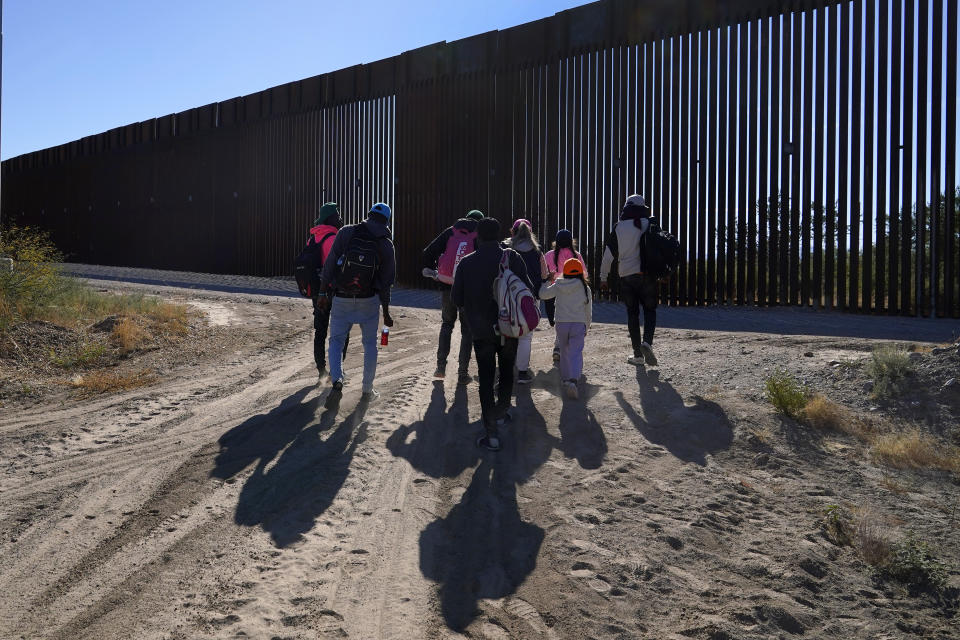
[
  {"xmin": 316, "ymin": 203, "xmax": 396, "ymax": 400},
  {"xmin": 599, "ymin": 194, "xmax": 661, "ymax": 367}
]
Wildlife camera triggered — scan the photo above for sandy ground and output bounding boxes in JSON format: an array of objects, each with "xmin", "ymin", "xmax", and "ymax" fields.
[{"xmin": 1, "ymin": 279, "xmax": 959, "ymax": 639}]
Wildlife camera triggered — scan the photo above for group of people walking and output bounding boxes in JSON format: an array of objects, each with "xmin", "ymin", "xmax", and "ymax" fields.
[{"xmin": 299, "ymin": 194, "xmax": 664, "ymax": 452}]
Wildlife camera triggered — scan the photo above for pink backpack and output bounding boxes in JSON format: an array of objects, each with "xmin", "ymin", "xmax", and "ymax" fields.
[
  {"xmin": 494, "ymin": 251, "xmax": 541, "ymax": 338},
  {"xmin": 436, "ymin": 227, "xmax": 478, "ymax": 284}
]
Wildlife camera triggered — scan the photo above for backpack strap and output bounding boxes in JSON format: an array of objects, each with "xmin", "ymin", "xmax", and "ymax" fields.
[{"xmin": 499, "ymin": 249, "xmax": 510, "ymax": 272}]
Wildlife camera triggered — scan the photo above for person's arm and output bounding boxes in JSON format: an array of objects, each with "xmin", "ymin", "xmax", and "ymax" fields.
[
  {"xmin": 539, "ymin": 252, "xmax": 550, "ymax": 281},
  {"xmin": 599, "ymin": 230, "xmax": 618, "ymax": 282},
  {"xmin": 422, "ymin": 227, "xmax": 452, "ymax": 270},
  {"xmin": 585, "ymin": 290, "xmax": 593, "ymax": 332},
  {"xmin": 377, "ymin": 238, "xmax": 396, "ymax": 325},
  {"xmin": 538, "ymin": 281, "xmax": 558, "ymax": 300}
]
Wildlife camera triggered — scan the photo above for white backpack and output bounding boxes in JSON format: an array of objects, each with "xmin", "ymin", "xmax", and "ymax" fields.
[{"xmin": 493, "ymin": 250, "xmax": 541, "ymax": 338}]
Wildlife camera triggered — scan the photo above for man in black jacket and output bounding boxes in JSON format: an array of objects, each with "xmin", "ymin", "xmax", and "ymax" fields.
[
  {"xmin": 317, "ymin": 203, "xmax": 396, "ymax": 400},
  {"xmin": 421, "ymin": 209, "xmax": 484, "ymax": 383},
  {"xmin": 452, "ymin": 217, "xmax": 533, "ymax": 452}
]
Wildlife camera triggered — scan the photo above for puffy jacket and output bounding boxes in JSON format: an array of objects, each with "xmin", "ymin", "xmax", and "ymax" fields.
[
  {"xmin": 452, "ymin": 240, "xmax": 532, "ymax": 342},
  {"xmin": 600, "ymin": 217, "xmax": 650, "ymax": 280},
  {"xmin": 539, "ymin": 278, "xmax": 592, "ymax": 329}
]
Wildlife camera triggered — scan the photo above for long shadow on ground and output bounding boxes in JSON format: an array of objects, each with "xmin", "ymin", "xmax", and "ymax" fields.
[
  {"xmin": 615, "ymin": 368, "xmax": 733, "ymax": 465},
  {"xmin": 211, "ymin": 388, "xmax": 370, "ymax": 547},
  {"xmin": 392, "ymin": 378, "xmax": 602, "ymax": 630}
]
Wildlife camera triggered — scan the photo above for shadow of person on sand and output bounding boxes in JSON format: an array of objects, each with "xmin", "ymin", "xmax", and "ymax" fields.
[
  {"xmin": 418, "ymin": 459, "xmax": 546, "ymax": 631},
  {"xmin": 386, "ymin": 380, "xmax": 479, "ymax": 479},
  {"xmin": 524, "ymin": 369, "xmax": 608, "ymax": 470},
  {"xmin": 212, "ymin": 388, "xmax": 371, "ymax": 547},
  {"xmin": 392, "ymin": 381, "xmax": 557, "ymax": 631},
  {"xmin": 615, "ymin": 368, "xmax": 733, "ymax": 466}
]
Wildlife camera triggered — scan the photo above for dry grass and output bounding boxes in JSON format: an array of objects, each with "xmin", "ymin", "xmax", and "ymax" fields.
[
  {"xmin": 70, "ymin": 368, "xmax": 156, "ymax": 395},
  {"xmin": 148, "ymin": 302, "xmax": 190, "ymax": 335},
  {"xmin": 851, "ymin": 508, "xmax": 894, "ymax": 566},
  {"xmin": 802, "ymin": 395, "xmax": 873, "ymax": 439},
  {"xmin": 870, "ymin": 430, "xmax": 960, "ymax": 473},
  {"xmin": 111, "ymin": 317, "xmax": 152, "ymax": 354},
  {"xmin": 879, "ymin": 474, "xmax": 911, "ymax": 495}
]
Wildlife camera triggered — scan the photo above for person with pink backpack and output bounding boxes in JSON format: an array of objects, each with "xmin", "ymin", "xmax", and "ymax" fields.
[
  {"xmin": 543, "ymin": 229, "xmax": 584, "ymax": 363},
  {"xmin": 421, "ymin": 209, "xmax": 484, "ymax": 384}
]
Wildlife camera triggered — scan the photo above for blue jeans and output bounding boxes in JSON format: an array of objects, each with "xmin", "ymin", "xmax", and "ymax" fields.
[{"xmin": 328, "ymin": 296, "xmax": 381, "ymax": 392}]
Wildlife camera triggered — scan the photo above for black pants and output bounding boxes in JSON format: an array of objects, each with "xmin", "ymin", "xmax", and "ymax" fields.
[
  {"xmin": 544, "ymin": 298, "xmax": 556, "ymax": 326},
  {"xmin": 619, "ymin": 273, "xmax": 659, "ymax": 355},
  {"xmin": 313, "ymin": 296, "xmax": 348, "ymax": 371},
  {"xmin": 438, "ymin": 288, "xmax": 473, "ymax": 371},
  {"xmin": 473, "ymin": 337, "xmax": 518, "ymax": 435}
]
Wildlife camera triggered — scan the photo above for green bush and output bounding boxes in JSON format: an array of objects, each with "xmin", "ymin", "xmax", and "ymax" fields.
[
  {"xmin": 879, "ymin": 532, "xmax": 949, "ymax": 595},
  {"xmin": 866, "ymin": 344, "xmax": 913, "ymax": 398},
  {"xmin": 0, "ymin": 226, "xmax": 64, "ymax": 330},
  {"xmin": 765, "ymin": 369, "xmax": 808, "ymax": 418}
]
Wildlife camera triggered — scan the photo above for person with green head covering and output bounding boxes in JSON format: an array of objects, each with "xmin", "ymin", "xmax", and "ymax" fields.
[
  {"xmin": 420, "ymin": 209, "xmax": 485, "ymax": 384},
  {"xmin": 306, "ymin": 202, "xmax": 347, "ymax": 377}
]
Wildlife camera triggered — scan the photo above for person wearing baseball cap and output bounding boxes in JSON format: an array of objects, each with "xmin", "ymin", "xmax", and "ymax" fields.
[
  {"xmin": 306, "ymin": 202, "xmax": 347, "ymax": 377},
  {"xmin": 317, "ymin": 202, "xmax": 396, "ymax": 400},
  {"xmin": 539, "ymin": 257, "xmax": 592, "ymax": 399},
  {"xmin": 599, "ymin": 194, "xmax": 659, "ymax": 367}
]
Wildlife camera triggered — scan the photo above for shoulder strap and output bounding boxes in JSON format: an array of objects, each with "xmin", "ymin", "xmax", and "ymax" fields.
[{"xmin": 499, "ymin": 249, "xmax": 510, "ymax": 271}]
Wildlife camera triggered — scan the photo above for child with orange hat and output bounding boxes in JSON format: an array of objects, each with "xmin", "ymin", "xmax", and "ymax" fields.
[{"xmin": 538, "ymin": 257, "xmax": 592, "ymax": 399}]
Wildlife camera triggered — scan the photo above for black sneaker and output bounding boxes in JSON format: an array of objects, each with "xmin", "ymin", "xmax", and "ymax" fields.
[
  {"xmin": 477, "ymin": 434, "xmax": 502, "ymax": 451},
  {"xmin": 457, "ymin": 371, "xmax": 472, "ymax": 385},
  {"xmin": 332, "ymin": 378, "xmax": 344, "ymax": 392},
  {"xmin": 434, "ymin": 364, "xmax": 446, "ymax": 378},
  {"xmin": 516, "ymin": 370, "xmax": 533, "ymax": 385}
]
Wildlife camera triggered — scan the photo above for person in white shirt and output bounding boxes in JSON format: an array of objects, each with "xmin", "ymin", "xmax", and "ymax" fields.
[
  {"xmin": 599, "ymin": 194, "xmax": 659, "ymax": 367},
  {"xmin": 539, "ymin": 258, "xmax": 592, "ymax": 399}
]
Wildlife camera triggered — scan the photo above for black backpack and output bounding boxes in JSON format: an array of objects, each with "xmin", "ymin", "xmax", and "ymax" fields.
[
  {"xmin": 640, "ymin": 218, "xmax": 682, "ymax": 278},
  {"xmin": 294, "ymin": 231, "xmax": 336, "ymax": 298},
  {"xmin": 334, "ymin": 224, "xmax": 380, "ymax": 296}
]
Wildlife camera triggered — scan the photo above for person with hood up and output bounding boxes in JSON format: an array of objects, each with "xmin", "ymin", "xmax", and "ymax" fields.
[
  {"xmin": 504, "ymin": 219, "xmax": 549, "ymax": 385},
  {"xmin": 421, "ymin": 209, "xmax": 485, "ymax": 384},
  {"xmin": 539, "ymin": 257, "xmax": 592, "ymax": 399},
  {"xmin": 307, "ymin": 202, "xmax": 348, "ymax": 377},
  {"xmin": 317, "ymin": 203, "xmax": 396, "ymax": 400},
  {"xmin": 543, "ymin": 228, "xmax": 585, "ymax": 363},
  {"xmin": 599, "ymin": 194, "xmax": 659, "ymax": 366},
  {"xmin": 452, "ymin": 217, "xmax": 533, "ymax": 452}
]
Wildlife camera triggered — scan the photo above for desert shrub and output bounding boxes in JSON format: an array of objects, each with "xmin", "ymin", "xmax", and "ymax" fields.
[
  {"xmin": 765, "ymin": 370, "xmax": 808, "ymax": 418},
  {"xmin": 802, "ymin": 395, "xmax": 873, "ymax": 439},
  {"xmin": 0, "ymin": 226, "xmax": 64, "ymax": 330},
  {"xmin": 49, "ymin": 342, "xmax": 107, "ymax": 369},
  {"xmin": 71, "ymin": 368, "xmax": 156, "ymax": 394},
  {"xmin": 111, "ymin": 317, "xmax": 152, "ymax": 354},
  {"xmin": 867, "ymin": 344, "xmax": 913, "ymax": 398},
  {"xmin": 852, "ymin": 509, "xmax": 893, "ymax": 567},
  {"xmin": 871, "ymin": 430, "xmax": 960, "ymax": 473},
  {"xmin": 822, "ymin": 504, "xmax": 851, "ymax": 546},
  {"xmin": 879, "ymin": 532, "xmax": 950, "ymax": 595}
]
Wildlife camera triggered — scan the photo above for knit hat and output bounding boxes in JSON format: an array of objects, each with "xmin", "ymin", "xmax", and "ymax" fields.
[
  {"xmin": 555, "ymin": 229, "xmax": 573, "ymax": 249},
  {"xmin": 477, "ymin": 217, "xmax": 501, "ymax": 241},
  {"xmin": 511, "ymin": 218, "xmax": 532, "ymax": 233},
  {"xmin": 369, "ymin": 202, "xmax": 392, "ymax": 221},
  {"xmin": 314, "ymin": 202, "xmax": 339, "ymax": 226},
  {"xmin": 562, "ymin": 257, "xmax": 584, "ymax": 277},
  {"xmin": 465, "ymin": 209, "xmax": 484, "ymax": 221}
]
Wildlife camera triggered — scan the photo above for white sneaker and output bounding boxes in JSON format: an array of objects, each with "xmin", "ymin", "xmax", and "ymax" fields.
[
  {"xmin": 627, "ymin": 355, "xmax": 644, "ymax": 366},
  {"xmin": 639, "ymin": 342, "xmax": 658, "ymax": 366}
]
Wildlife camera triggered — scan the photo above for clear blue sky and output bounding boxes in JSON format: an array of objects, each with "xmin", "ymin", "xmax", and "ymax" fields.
[{"xmin": 1, "ymin": 0, "xmax": 587, "ymax": 160}]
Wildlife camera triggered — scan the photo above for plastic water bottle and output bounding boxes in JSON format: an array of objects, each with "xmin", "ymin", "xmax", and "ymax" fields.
[{"xmin": 380, "ymin": 327, "xmax": 389, "ymax": 346}]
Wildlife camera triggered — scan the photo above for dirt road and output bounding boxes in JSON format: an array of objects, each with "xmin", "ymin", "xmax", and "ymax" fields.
[{"xmin": 2, "ymin": 280, "xmax": 958, "ymax": 639}]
